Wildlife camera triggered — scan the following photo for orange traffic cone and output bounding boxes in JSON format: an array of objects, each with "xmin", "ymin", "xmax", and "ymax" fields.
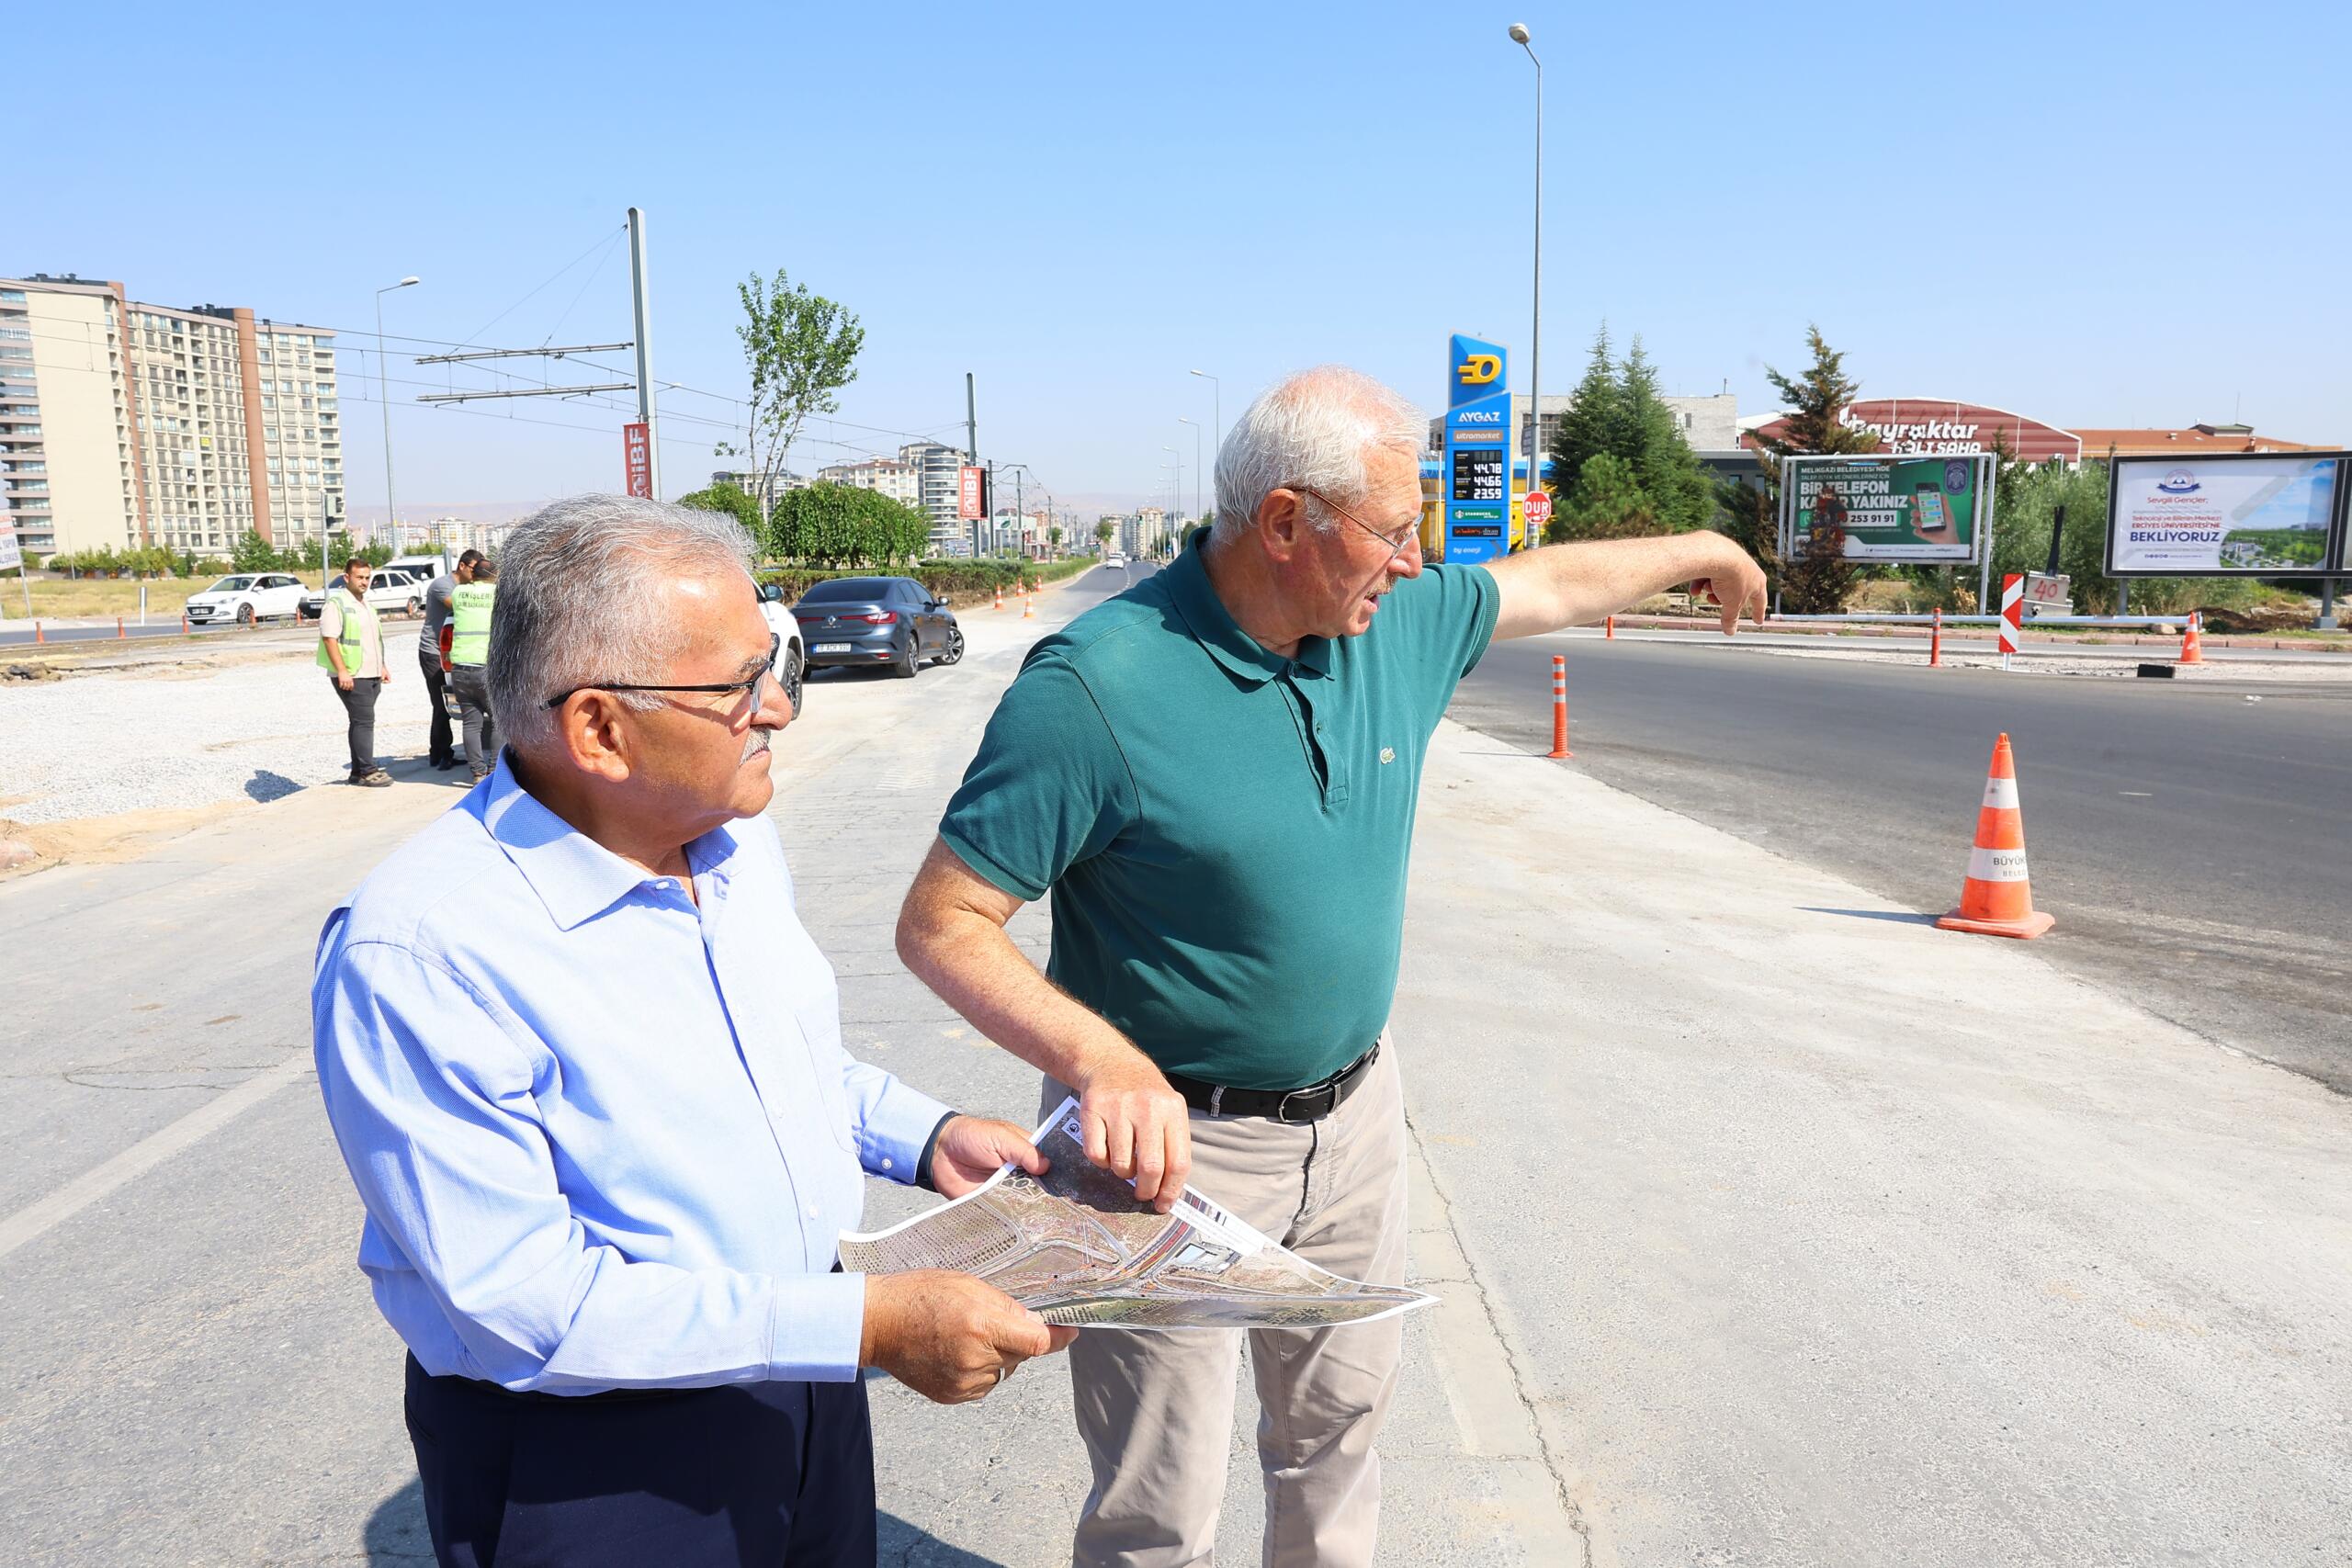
[
  {"xmin": 993, "ymin": 584, "xmax": 1004, "ymax": 612},
  {"xmin": 2177, "ymin": 611, "xmax": 2204, "ymax": 666},
  {"xmin": 1936, "ymin": 733, "xmax": 2053, "ymax": 940},
  {"xmin": 1023, "ymin": 586, "xmax": 1035, "ymax": 620}
]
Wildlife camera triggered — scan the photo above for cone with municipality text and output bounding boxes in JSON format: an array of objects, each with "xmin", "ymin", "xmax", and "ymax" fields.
[{"xmin": 1936, "ymin": 732, "xmax": 2053, "ymax": 940}]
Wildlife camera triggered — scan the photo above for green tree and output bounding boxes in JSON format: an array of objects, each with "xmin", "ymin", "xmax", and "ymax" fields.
[
  {"xmin": 1613, "ymin": 336, "xmax": 1715, "ymax": 534},
  {"xmin": 1753, "ymin": 325, "xmax": 1875, "ymax": 613},
  {"xmin": 1095, "ymin": 518, "xmax": 1115, "ymax": 551},
  {"xmin": 678, "ymin": 481, "xmax": 767, "ymax": 556},
  {"xmin": 1047, "ymin": 524, "xmax": 1064, "ymax": 557},
  {"xmin": 1547, "ymin": 325, "xmax": 1622, "ymax": 497},
  {"xmin": 1553, "ymin": 454, "xmax": 1659, "ymax": 541},
  {"xmin": 232, "ymin": 529, "xmax": 278, "ymax": 572},
  {"xmin": 729, "ymin": 270, "xmax": 865, "ymax": 511}
]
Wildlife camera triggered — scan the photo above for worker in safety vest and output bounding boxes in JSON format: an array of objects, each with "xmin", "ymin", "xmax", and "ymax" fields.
[
  {"xmin": 442, "ymin": 558, "xmax": 499, "ymax": 781},
  {"xmin": 319, "ymin": 558, "xmax": 393, "ymax": 787}
]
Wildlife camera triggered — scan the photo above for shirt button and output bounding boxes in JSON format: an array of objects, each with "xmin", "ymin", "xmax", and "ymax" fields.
[{"xmin": 881, "ymin": 1157, "xmax": 894, "ymax": 1171}]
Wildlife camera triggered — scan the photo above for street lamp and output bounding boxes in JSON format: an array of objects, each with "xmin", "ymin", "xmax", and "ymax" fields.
[
  {"xmin": 1188, "ymin": 369, "xmax": 1220, "ymax": 502},
  {"xmin": 1508, "ymin": 23, "xmax": 1542, "ymax": 536},
  {"xmin": 1177, "ymin": 417, "xmax": 1203, "ymax": 528},
  {"xmin": 372, "ymin": 276, "xmax": 420, "ymax": 584}
]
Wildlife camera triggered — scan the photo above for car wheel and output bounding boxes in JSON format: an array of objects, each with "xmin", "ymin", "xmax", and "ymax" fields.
[
  {"xmin": 940, "ymin": 625, "xmax": 965, "ymax": 666},
  {"xmin": 237, "ymin": 603, "xmax": 255, "ymax": 627},
  {"xmin": 891, "ymin": 633, "xmax": 919, "ymax": 679},
  {"xmin": 779, "ymin": 643, "xmax": 805, "ymax": 716}
]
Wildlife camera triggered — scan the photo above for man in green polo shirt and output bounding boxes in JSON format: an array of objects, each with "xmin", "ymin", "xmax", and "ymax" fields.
[{"xmin": 897, "ymin": 366, "xmax": 1766, "ymax": 1568}]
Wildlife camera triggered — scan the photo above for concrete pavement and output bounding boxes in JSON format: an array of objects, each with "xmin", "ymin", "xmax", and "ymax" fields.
[{"xmin": 2, "ymin": 565, "xmax": 2344, "ymax": 1563}]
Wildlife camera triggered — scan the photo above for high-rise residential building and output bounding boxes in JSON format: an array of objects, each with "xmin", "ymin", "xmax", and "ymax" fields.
[
  {"xmin": 897, "ymin": 440, "xmax": 971, "ymax": 556},
  {"xmin": 0, "ymin": 275, "xmax": 343, "ymax": 559},
  {"xmin": 815, "ymin": 457, "xmax": 921, "ymax": 509}
]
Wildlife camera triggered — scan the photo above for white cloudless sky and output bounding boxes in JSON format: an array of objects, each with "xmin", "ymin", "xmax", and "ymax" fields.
[{"xmin": 16, "ymin": 0, "xmax": 2347, "ymax": 516}]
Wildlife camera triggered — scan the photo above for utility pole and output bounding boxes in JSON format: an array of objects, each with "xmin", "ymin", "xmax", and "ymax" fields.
[
  {"xmin": 628, "ymin": 206, "xmax": 660, "ymax": 498},
  {"xmin": 1013, "ymin": 468, "xmax": 1025, "ymax": 559},
  {"xmin": 966, "ymin": 372, "xmax": 980, "ymax": 557}
]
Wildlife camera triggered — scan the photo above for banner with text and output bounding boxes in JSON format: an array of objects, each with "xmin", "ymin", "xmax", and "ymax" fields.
[
  {"xmin": 958, "ymin": 466, "xmax": 984, "ymax": 521},
  {"xmin": 1781, "ymin": 454, "xmax": 1989, "ymax": 562},
  {"xmin": 0, "ymin": 524, "xmax": 20, "ymax": 572},
  {"xmin": 2106, "ymin": 454, "xmax": 2344, "ymax": 576},
  {"xmin": 622, "ymin": 423, "xmax": 652, "ymax": 499}
]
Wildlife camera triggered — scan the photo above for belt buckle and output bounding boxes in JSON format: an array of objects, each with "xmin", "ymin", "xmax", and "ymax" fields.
[{"xmin": 1275, "ymin": 1083, "xmax": 1332, "ymax": 1123}]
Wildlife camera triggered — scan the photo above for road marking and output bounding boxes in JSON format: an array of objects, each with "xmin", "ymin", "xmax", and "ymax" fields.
[{"xmin": 0, "ymin": 1051, "xmax": 311, "ymax": 1263}]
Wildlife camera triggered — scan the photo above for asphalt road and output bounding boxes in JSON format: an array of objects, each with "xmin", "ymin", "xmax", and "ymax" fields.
[
  {"xmin": 0, "ymin": 620, "xmax": 247, "ymax": 648},
  {"xmin": 1450, "ymin": 631, "xmax": 2352, "ymax": 1090}
]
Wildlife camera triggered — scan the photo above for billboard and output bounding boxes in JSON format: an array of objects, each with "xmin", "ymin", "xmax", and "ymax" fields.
[
  {"xmin": 622, "ymin": 423, "xmax": 652, "ymax": 499},
  {"xmin": 1781, "ymin": 453, "xmax": 1991, "ymax": 562},
  {"xmin": 958, "ymin": 466, "xmax": 984, "ymax": 521},
  {"xmin": 1747, "ymin": 400, "xmax": 2083, "ymax": 465},
  {"xmin": 1442, "ymin": 333, "xmax": 1511, "ymax": 565},
  {"xmin": 0, "ymin": 523, "xmax": 19, "ymax": 572},
  {"xmin": 2105, "ymin": 453, "xmax": 2346, "ymax": 577}
]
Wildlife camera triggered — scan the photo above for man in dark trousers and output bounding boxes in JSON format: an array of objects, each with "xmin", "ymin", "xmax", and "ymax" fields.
[{"xmin": 417, "ymin": 549, "xmax": 481, "ymax": 771}]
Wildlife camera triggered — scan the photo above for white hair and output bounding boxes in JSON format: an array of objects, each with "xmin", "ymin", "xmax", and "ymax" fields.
[
  {"xmin": 488, "ymin": 493, "xmax": 757, "ymax": 753},
  {"xmin": 1212, "ymin": 367, "xmax": 1424, "ymax": 545}
]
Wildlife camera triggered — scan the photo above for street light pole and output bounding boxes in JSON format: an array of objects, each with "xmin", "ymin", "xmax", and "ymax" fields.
[
  {"xmin": 1189, "ymin": 369, "xmax": 1220, "ymax": 513},
  {"xmin": 1178, "ymin": 417, "xmax": 1202, "ymax": 526},
  {"xmin": 373, "ymin": 276, "xmax": 420, "ymax": 584},
  {"xmin": 1509, "ymin": 23, "xmax": 1542, "ymax": 536}
]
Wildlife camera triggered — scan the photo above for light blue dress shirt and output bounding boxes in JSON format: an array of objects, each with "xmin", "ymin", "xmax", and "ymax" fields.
[{"xmin": 311, "ymin": 757, "xmax": 951, "ymax": 1393}]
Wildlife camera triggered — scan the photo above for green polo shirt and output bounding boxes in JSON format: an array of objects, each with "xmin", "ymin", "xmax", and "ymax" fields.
[{"xmin": 937, "ymin": 529, "xmax": 1499, "ymax": 1090}]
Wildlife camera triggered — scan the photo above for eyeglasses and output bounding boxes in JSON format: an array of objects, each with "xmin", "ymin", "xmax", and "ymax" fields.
[
  {"xmin": 543, "ymin": 634, "xmax": 779, "ymax": 712},
  {"xmin": 1295, "ymin": 486, "xmax": 1421, "ymax": 558}
]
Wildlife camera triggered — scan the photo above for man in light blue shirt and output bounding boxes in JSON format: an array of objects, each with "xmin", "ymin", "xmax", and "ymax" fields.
[{"xmin": 313, "ymin": 494, "xmax": 1069, "ymax": 1568}]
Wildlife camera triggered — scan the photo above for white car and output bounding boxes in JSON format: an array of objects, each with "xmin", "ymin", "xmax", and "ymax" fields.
[
  {"xmin": 298, "ymin": 567, "xmax": 431, "ymax": 622},
  {"xmin": 755, "ymin": 581, "xmax": 808, "ymax": 716},
  {"xmin": 184, "ymin": 573, "xmax": 309, "ymax": 626}
]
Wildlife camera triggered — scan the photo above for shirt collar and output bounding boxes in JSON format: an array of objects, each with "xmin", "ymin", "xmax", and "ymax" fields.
[
  {"xmin": 1164, "ymin": 527, "xmax": 1332, "ymax": 685},
  {"xmin": 477, "ymin": 753, "xmax": 741, "ymax": 931}
]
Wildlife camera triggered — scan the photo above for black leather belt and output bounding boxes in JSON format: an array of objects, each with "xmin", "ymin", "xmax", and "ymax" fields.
[{"xmin": 1166, "ymin": 1041, "xmax": 1380, "ymax": 1123}]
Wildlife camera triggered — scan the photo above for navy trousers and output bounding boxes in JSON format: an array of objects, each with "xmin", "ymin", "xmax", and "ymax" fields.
[{"xmin": 402, "ymin": 1356, "xmax": 877, "ymax": 1567}]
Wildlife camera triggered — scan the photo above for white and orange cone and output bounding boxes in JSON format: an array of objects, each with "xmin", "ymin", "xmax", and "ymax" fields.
[
  {"xmin": 993, "ymin": 584, "xmax": 1004, "ymax": 612},
  {"xmin": 1936, "ymin": 732, "xmax": 2054, "ymax": 940},
  {"xmin": 2178, "ymin": 611, "xmax": 2204, "ymax": 666},
  {"xmin": 1023, "ymin": 584, "xmax": 1035, "ymax": 620}
]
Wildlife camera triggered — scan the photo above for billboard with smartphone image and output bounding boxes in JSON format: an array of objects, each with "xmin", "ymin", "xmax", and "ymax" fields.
[{"xmin": 1781, "ymin": 453, "xmax": 1990, "ymax": 562}]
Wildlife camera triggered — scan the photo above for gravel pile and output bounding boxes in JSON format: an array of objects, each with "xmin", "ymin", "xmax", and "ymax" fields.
[{"xmin": 0, "ymin": 651, "xmax": 435, "ymax": 825}]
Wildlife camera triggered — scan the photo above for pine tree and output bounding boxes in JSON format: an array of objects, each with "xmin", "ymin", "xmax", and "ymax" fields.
[
  {"xmin": 1755, "ymin": 325, "xmax": 1874, "ymax": 612},
  {"xmin": 1545, "ymin": 324, "xmax": 1620, "ymax": 502},
  {"xmin": 1555, "ymin": 453, "xmax": 1658, "ymax": 541},
  {"xmin": 1615, "ymin": 335, "xmax": 1715, "ymax": 533}
]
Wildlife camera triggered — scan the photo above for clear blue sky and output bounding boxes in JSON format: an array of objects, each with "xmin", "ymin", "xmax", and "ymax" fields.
[{"xmin": 17, "ymin": 0, "xmax": 2348, "ymax": 517}]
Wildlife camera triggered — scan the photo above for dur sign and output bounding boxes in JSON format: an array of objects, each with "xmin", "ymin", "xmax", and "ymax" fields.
[
  {"xmin": 2105, "ymin": 454, "xmax": 2347, "ymax": 577},
  {"xmin": 1780, "ymin": 454, "xmax": 1992, "ymax": 563}
]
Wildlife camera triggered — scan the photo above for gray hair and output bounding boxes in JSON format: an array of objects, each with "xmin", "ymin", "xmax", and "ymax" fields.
[
  {"xmin": 1212, "ymin": 367, "xmax": 1425, "ymax": 545},
  {"xmin": 488, "ymin": 492, "xmax": 757, "ymax": 753}
]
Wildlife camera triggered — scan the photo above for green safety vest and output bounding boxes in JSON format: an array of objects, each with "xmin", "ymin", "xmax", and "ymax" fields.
[
  {"xmin": 448, "ymin": 581, "xmax": 496, "ymax": 667},
  {"xmin": 314, "ymin": 587, "xmax": 375, "ymax": 674}
]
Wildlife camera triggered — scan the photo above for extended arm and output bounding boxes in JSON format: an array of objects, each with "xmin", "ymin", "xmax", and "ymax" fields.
[
  {"xmin": 896, "ymin": 836, "xmax": 1192, "ymax": 1207},
  {"xmin": 1485, "ymin": 532, "xmax": 1768, "ymax": 639}
]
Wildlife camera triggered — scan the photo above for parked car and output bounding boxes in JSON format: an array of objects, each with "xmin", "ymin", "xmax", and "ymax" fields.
[
  {"xmin": 789, "ymin": 576, "xmax": 963, "ymax": 680},
  {"xmin": 755, "ymin": 581, "xmax": 808, "ymax": 716},
  {"xmin": 184, "ymin": 572, "xmax": 309, "ymax": 626},
  {"xmin": 298, "ymin": 566, "xmax": 428, "ymax": 623}
]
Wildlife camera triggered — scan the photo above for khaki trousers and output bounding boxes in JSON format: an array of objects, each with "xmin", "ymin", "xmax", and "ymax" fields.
[{"xmin": 1044, "ymin": 1040, "xmax": 1408, "ymax": 1568}]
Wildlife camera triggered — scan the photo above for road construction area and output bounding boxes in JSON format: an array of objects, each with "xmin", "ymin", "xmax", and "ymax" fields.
[{"xmin": 2, "ymin": 567, "xmax": 2347, "ymax": 1565}]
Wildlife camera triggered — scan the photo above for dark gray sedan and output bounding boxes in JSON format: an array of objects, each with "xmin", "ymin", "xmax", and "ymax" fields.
[{"xmin": 789, "ymin": 576, "xmax": 964, "ymax": 679}]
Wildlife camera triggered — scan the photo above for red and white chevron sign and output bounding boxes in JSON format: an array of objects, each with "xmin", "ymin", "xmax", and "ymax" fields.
[{"xmin": 1999, "ymin": 573, "xmax": 2024, "ymax": 658}]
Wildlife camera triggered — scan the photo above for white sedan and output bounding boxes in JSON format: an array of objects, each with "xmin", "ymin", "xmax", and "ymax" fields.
[{"xmin": 184, "ymin": 573, "xmax": 310, "ymax": 626}]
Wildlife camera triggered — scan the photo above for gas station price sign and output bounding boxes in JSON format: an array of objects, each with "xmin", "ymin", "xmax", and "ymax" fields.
[{"xmin": 1442, "ymin": 333, "xmax": 1512, "ymax": 564}]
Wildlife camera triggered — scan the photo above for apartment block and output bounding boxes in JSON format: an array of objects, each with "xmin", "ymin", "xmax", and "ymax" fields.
[
  {"xmin": 0, "ymin": 274, "xmax": 344, "ymax": 559},
  {"xmin": 814, "ymin": 457, "xmax": 921, "ymax": 509},
  {"xmin": 897, "ymin": 440, "xmax": 973, "ymax": 556}
]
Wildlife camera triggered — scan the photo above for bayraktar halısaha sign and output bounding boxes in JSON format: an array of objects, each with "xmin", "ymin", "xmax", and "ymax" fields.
[{"xmin": 1747, "ymin": 400, "xmax": 2083, "ymax": 465}]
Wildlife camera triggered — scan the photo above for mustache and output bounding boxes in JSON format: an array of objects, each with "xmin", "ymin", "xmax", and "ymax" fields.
[{"xmin": 741, "ymin": 727, "xmax": 773, "ymax": 764}]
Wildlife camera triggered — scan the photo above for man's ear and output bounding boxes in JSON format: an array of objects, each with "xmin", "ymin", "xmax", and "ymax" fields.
[
  {"xmin": 552, "ymin": 693, "xmax": 636, "ymax": 784},
  {"xmin": 1256, "ymin": 488, "xmax": 1307, "ymax": 565}
]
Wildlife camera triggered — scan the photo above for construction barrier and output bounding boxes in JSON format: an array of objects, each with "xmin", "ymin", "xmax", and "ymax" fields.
[
  {"xmin": 1936, "ymin": 732, "xmax": 2054, "ymax": 940},
  {"xmin": 1546, "ymin": 654, "xmax": 1571, "ymax": 760}
]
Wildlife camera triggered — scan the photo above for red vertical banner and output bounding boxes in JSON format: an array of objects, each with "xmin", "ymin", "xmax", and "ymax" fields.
[
  {"xmin": 958, "ymin": 466, "xmax": 983, "ymax": 521},
  {"xmin": 623, "ymin": 423, "xmax": 652, "ymax": 498}
]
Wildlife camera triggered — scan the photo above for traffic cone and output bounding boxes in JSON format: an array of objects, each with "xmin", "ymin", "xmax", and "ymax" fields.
[
  {"xmin": 993, "ymin": 585, "xmax": 1003, "ymax": 612},
  {"xmin": 1936, "ymin": 733, "xmax": 2053, "ymax": 940},
  {"xmin": 1023, "ymin": 586, "xmax": 1035, "ymax": 620},
  {"xmin": 32, "ymin": 621, "xmax": 42, "ymax": 644},
  {"xmin": 2178, "ymin": 611, "xmax": 2204, "ymax": 666},
  {"xmin": 181, "ymin": 612, "xmax": 190, "ymax": 634},
  {"xmin": 1546, "ymin": 654, "xmax": 1571, "ymax": 759},
  {"xmin": 1605, "ymin": 615, "xmax": 1615, "ymax": 640},
  {"xmin": 1929, "ymin": 607, "xmax": 1943, "ymax": 668},
  {"xmin": 117, "ymin": 616, "xmax": 126, "ymax": 639}
]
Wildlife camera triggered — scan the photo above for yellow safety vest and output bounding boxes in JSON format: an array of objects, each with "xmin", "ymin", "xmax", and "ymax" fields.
[
  {"xmin": 314, "ymin": 587, "xmax": 375, "ymax": 673},
  {"xmin": 448, "ymin": 581, "xmax": 496, "ymax": 668}
]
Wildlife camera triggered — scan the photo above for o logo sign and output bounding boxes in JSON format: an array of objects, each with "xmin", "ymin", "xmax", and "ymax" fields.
[{"xmin": 1456, "ymin": 354, "xmax": 1501, "ymax": 386}]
